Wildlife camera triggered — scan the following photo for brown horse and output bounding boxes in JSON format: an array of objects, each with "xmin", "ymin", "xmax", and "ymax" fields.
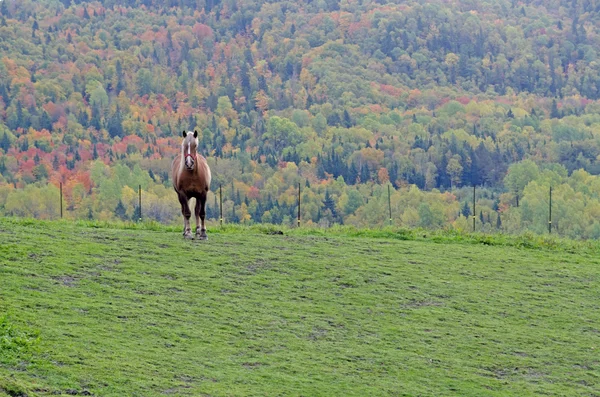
[{"xmin": 172, "ymin": 130, "xmax": 212, "ymax": 240}]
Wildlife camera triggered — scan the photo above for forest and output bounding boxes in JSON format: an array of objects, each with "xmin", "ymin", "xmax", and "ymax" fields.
[{"xmin": 2, "ymin": 0, "xmax": 600, "ymax": 238}]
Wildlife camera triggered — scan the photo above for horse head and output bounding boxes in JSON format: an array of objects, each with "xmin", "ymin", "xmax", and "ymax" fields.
[{"xmin": 182, "ymin": 130, "xmax": 199, "ymax": 171}]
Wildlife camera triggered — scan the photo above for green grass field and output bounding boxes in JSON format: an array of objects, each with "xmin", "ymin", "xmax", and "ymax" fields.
[{"xmin": 0, "ymin": 218, "xmax": 599, "ymax": 396}]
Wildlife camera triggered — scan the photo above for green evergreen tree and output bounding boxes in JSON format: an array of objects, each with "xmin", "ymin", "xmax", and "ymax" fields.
[
  {"xmin": 115, "ymin": 60, "xmax": 125, "ymax": 93},
  {"xmin": 0, "ymin": 0, "xmax": 9, "ymax": 17},
  {"xmin": 550, "ymin": 99, "xmax": 561, "ymax": 118},
  {"xmin": 343, "ymin": 109, "xmax": 353, "ymax": 128},
  {"xmin": 360, "ymin": 164, "xmax": 370, "ymax": 183},
  {"xmin": 323, "ymin": 190, "xmax": 337, "ymax": 219},
  {"xmin": 0, "ymin": 133, "xmax": 10, "ymax": 152},
  {"xmin": 115, "ymin": 200, "xmax": 127, "ymax": 220},
  {"xmin": 232, "ymin": 202, "xmax": 239, "ymax": 223},
  {"xmin": 91, "ymin": 105, "xmax": 102, "ymax": 130},
  {"xmin": 108, "ymin": 105, "xmax": 124, "ymax": 138},
  {"xmin": 461, "ymin": 201, "xmax": 471, "ymax": 218}
]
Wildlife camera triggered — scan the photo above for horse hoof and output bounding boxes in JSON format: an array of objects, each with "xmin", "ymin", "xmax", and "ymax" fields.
[
  {"xmin": 196, "ymin": 234, "xmax": 208, "ymax": 241},
  {"xmin": 184, "ymin": 233, "xmax": 194, "ymax": 240}
]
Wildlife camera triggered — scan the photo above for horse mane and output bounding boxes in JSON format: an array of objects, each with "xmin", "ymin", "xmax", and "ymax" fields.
[{"xmin": 179, "ymin": 136, "xmax": 186, "ymax": 176}]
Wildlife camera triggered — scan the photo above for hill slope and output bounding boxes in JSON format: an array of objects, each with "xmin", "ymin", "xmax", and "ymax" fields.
[
  {"xmin": 3, "ymin": 1, "xmax": 600, "ymax": 238},
  {"xmin": 1, "ymin": 219, "xmax": 599, "ymax": 396}
]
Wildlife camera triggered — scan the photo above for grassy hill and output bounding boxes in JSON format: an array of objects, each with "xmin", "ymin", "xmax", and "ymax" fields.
[{"xmin": 0, "ymin": 218, "xmax": 599, "ymax": 396}]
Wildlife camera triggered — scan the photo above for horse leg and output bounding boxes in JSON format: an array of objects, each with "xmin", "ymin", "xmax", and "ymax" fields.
[
  {"xmin": 194, "ymin": 197, "xmax": 200, "ymax": 237},
  {"xmin": 179, "ymin": 193, "xmax": 193, "ymax": 239},
  {"xmin": 195, "ymin": 193, "xmax": 208, "ymax": 240}
]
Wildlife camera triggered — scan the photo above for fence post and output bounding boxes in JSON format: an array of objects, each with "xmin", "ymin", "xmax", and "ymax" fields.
[
  {"xmin": 549, "ymin": 186, "xmax": 552, "ymax": 234},
  {"xmin": 138, "ymin": 184, "xmax": 142, "ymax": 221},
  {"xmin": 472, "ymin": 185, "xmax": 476, "ymax": 232},
  {"xmin": 297, "ymin": 182, "xmax": 301, "ymax": 227},
  {"xmin": 219, "ymin": 184, "xmax": 223, "ymax": 227},
  {"xmin": 60, "ymin": 182, "xmax": 63, "ymax": 219},
  {"xmin": 388, "ymin": 183, "xmax": 392, "ymax": 226},
  {"xmin": 213, "ymin": 193, "xmax": 218, "ymax": 223}
]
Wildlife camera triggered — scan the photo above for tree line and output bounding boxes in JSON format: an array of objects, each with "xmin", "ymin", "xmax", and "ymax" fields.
[{"xmin": 1, "ymin": 0, "xmax": 600, "ymax": 238}]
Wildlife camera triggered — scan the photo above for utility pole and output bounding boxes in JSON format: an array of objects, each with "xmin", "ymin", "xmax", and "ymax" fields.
[
  {"xmin": 472, "ymin": 185, "xmax": 476, "ymax": 232},
  {"xmin": 219, "ymin": 184, "xmax": 223, "ymax": 227},
  {"xmin": 138, "ymin": 185, "xmax": 142, "ymax": 221},
  {"xmin": 388, "ymin": 184, "xmax": 392, "ymax": 226},
  {"xmin": 549, "ymin": 186, "xmax": 552, "ymax": 234},
  {"xmin": 297, "ymin": 182, "xmax": 301, "ymax": 227}
]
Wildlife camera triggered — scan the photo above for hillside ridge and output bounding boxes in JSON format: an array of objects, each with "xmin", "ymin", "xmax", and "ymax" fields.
[{"xmin": 2, "ymin": 0, "xmax": 600, "ymax": 238}]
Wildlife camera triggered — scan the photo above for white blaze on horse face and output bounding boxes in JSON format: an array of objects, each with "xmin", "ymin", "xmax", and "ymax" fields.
[
  {"xmin": 184, "ymin": 136, "xmax": 195, "ymax": 170},
  {"xmin": 185, "ymin": 143, "xmax": 192, "ymax": 168}
]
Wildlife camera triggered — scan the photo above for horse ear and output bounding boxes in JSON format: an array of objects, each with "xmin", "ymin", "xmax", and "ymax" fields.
[
  {"xmin": 182, "ymin": 130, "xmax": 187, "ymax": 137},
  {"xmin": 193, "ymin": 130, "xmax": 198, "ymax": 138}
]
